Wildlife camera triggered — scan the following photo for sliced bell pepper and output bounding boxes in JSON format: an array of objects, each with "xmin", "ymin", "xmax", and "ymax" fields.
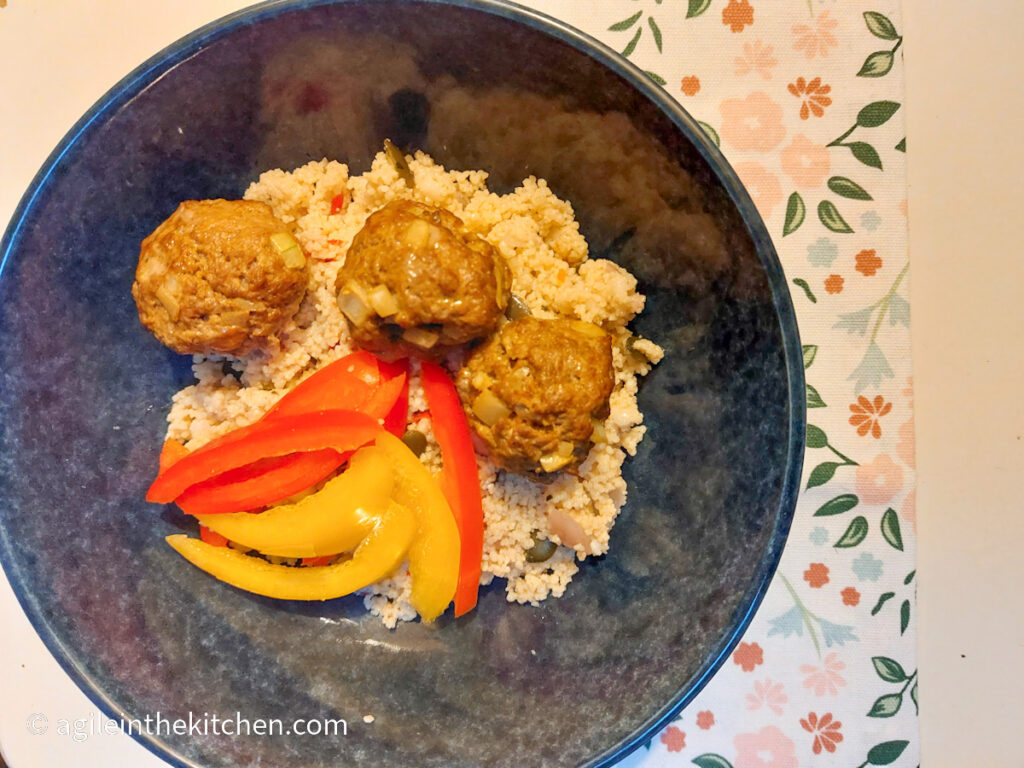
[
  {"xmin": 146, "ymin": 410, "xmax": 383, "ymax": 504},
  {"xmin": 378, "ymin": 358, "xmax": 410, "ymax": 437},
  {"xmin": 158, "ymin": 439, "xmax": 190, "ymax": 473},
  {"xmin": 198, "ymin": 525, "xmax": 229, "ymax": 548},
  {"xmin": 174, "ymin": 449, "xmax": 344, "ymax": 516},
  {"xmin": 165, "ymin": 500, "xmax": 416, "ymax": 601},
  {"xmin": 263, "ymin": 355, "xmax": 403, "ymax": 421},
  {"xmin": 420, "ymin": 360, "xmax": 484, "ymax": 617},
  {"xmin": 372, "ymin": 432, "xmax": 460, "ymax": 621},
  {"xmin": 194, "ymin": 446, "xmax": 394, "ymax": 557}
]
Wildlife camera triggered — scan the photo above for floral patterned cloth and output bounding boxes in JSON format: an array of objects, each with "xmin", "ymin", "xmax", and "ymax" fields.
[{"xmin": 525, "ymin": 1, "xmax": 916, "ymax": 766}]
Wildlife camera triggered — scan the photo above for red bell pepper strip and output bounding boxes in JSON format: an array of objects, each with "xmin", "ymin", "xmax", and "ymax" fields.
[
  {"xmin": 146, "ymin": 410, "xmax": 383, "ymax": 504},
  {"xmin": 262, "ymin": 354, "xmax": 393, "ymax": 421},
  {"xmin": 301, "ymin": 554, "xmax": 335, "ymax": 567},
  {"xmin": 329, "ymin": 192, "xmax": 347, "ymax": 215},
  {"xmin": 419, "ymin": 360, "xmax": 484, "ymax": 617},
  {"xmin": 199, "ymin": 525, "xmax": 229, "ymax": 548},
  {"xmin": 158, "ymin": 439, "xmax": 190, "ymax": 473},
  {"xmin": 378, "ymin": 358, "xmax": 410, "ymax": 437},
  {"xmin": 174, "ymin": 449, "xmax": 345, "ymax": 516}
]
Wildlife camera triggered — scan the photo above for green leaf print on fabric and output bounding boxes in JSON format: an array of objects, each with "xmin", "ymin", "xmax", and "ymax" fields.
[
  {"xmin": 806, "ymin": 424, "xmax": 828, "ymax": 449},
  {"xmin": 792, "ymin": 278, "xmax": 818, "ymax": 303},
  {"xmin": 900, "ymin": 599, "xmax": 911, "ymax": 634},
  {"xmin": 692, "ymin": 756, "xmax": 734, "ymax": 768},
  {"xmin": 815, "ymin": 493, "xmax": 859, "ymax": 516},
  {"xmin": 807, "ymin": 383, "xmax": 827, "ymax": 408},
  {"xmin": 860, "ymin": 740, "xmax": 910, "ymax": 767},
  {"xmin": 872, "ymin": 656, "xmax": 907, "ymax": 682},
  {"xmin": 828, "ymin": 176, "xmax": 874, "ymax": 200},
  {"xmin": 623, "ymin": 27, "xmax": 643, "ymax": 56},
  {"xmin": 881, "ymin": 508, "xmax": 904, "ymax": 550},
  {"xmin": 847, "ymin": 142, "xmax": 884, "ymax": 170},
  {"xmin": 868, "ymin": 693, "xmax": 902, "ymax": 717},
  {"xmin": 697, "ymin": 121, "xmax": 721, "ymax": 147},
  {"xmin": 858, "ymin": 50, "xmax": 895, "ymax": 77},
  {"xmin": 834, "ymin": 516, "xmax": 869, "ymax": 548},
  {"xmin": 803, "ymin": 344, "xmax": 819, "ymax": 368},
  {"xmin": 783, "ymin": 192, "xmax": 806, "ymax": 236},
  {"xmin": 687, "ymin": 0, "xmax": 713, "ymax": 18},
  {"xmin": 864, "ymin": 11, "xmax": 900, "ymax": 40},
  {"xmin": 818, "ymin": 200, "xmax": 855, "ymax": 233},
  {"xmin": 645, "ymin": 70, "xmax": 668, "ymax": 86},
  {"xmin": 857, "ymin": 101, "xmax": 901, "ymax": 128},
  {"xmin": 860, "ymin": 12, "xmax": 904, "ymax": 79},
  {"xmin": 871, "ymin": 592, "xmax": 895, "ymax": 615},
  {"xmin": 608, "ymin": 11, "xmax": 643, "ymax": 31},
  {"xmin": 896, "ymin": 137, "xmax": 907, "ymax": 152},
  {"xmin": 648, "ymin": 16, "xmax": 663, "ymax": 53},
  {"xmin": 807, "ymin": 462, "xmax": 840, "ymax": 489}
]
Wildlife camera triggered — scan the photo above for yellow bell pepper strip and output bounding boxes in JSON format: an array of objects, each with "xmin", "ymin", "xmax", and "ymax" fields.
[
  {"xmin": 371, "ymin": 432, "xmax": 460, "ymax": 622},
  {"xmin": 165, "ymin": 500, "xmax": 416, "ymax": 601},
  {"xmin": 146, "ymin": 410, "xmax": 383, "ymax": 504},
  {"xmin": 420, "ymin": 360, "xmax": 484, "ymax": 617},
  {"xmin": 194, "ymin": 446, "xmax": 395, "ymax": 558}
]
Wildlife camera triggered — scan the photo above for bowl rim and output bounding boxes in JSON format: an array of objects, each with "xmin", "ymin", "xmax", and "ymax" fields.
[{"xmin": 0, "ymin": 1, "xmax": 805, "ymax": 766}]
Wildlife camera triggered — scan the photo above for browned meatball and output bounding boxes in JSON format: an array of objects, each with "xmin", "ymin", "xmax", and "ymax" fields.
[
  {"xmin": 457, "ymin": 316, "xmax": 615, "ymax": 477},
  {"xmin": 132, "ymin": 199, "xmax": 308, "ymax": 355},
  {"xmin": 335, "ymin": 200, "xmax": 510, "ymax": 360}
]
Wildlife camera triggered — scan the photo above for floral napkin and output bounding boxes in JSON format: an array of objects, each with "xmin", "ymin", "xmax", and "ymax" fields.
[{"xmin": 526, "ymin": 1, "xmax": 916, "ymax": 766}]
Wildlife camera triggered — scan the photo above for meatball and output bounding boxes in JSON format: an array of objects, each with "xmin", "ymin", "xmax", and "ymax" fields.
[
  {"xmin": 132, "ymin": 199, "xmax": 308, "ymax": 355},
  {"xmin": 335, "ymin": 200, "xmax": 510, "ymax": 360},
  {"xmin": 457, "ymin": 316, "xmax": 615, "ymax": 477}
]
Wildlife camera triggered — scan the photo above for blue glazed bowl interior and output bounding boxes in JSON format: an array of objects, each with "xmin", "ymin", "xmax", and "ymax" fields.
[{"xmin": 0, "ymin": 1, "xmax": 802, "ymax": 766}]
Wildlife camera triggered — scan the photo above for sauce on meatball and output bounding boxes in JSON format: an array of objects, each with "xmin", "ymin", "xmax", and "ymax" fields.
[
  {"xmin": 457, "ymin": 316, "xmax": 615, "ymax": 477},
  {"xmin": 132, "ymin": 199, "xmax": 308, "ymax": 355},
  {"xmin": 335, "ymin": 200, "xmax": 510, "ymax": 360}
]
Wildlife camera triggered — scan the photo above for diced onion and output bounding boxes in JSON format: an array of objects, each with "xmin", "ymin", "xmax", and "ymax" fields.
[
  {"xmin": 569, "ymin": 320, "xmax": 607, "ymax": 338},
  {"xmin": 546, "ymin": 508, "xmax": 594, "ymax": 554},
  {"xmin": 590, "ymin": 418, "xmax": 607, "ymax": 444},
  {"xmin": 539, "ymin": 452, "xmax": 572, "ymax": 473},
  {"xmin": 401, "ymin": 327, "xmax": 440, "ymax": 349},
  {"xmin": 270, "ymin": 232, "xmax": 299, "ymax": 253},
  {"xmin": 338, "ymin": 290, "xmax": 372, "ymax": 326},
  {"xmin": 155, "ymin": 284, "xmax": 180, "ymax": 321},
  {"xmin": 404, "ymin": 218, "xmax": 431, "ymax": 249},
  {"xmin": 556, "ymin": 441, "xmax": 575, "ymax": 457},
  {"xmin": 280, "ymin": 245, "xmax": 306, "ymax": 268},
  {"xmin": 471, "ymin": 388, "xmax": 511, "ymax": 426},
  {"xmin": 368, "ymin": 284, "xmax": 400, "ymax": 317}
]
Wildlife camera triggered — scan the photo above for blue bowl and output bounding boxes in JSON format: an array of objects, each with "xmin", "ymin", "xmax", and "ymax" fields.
[{"xmin": 0, "ymin": 1, "xmax": 803, "ymax": 765}]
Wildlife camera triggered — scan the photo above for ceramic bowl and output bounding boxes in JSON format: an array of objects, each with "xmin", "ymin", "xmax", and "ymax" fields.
[{"xmin": 0, "ymin": 1, "xmax": 803, "ymax": 765}]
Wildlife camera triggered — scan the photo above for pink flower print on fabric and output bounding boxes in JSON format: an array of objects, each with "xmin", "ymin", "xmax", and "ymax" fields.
[
  {"xmin": 747, "ymin": 678, "xmax": 788, "ymax": 715},
  {"xmin": 801, "ymin": 652, "xmax": 847, "ymax": 697},
  {"xmin": 734, "ymin": 725, "xmax": 798, "ymax": 768}
]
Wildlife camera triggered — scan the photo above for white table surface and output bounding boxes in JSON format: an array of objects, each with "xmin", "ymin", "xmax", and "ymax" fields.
[{"xmin": 1, "ymin": 1, "xmax": 1022, "ymax": 765}]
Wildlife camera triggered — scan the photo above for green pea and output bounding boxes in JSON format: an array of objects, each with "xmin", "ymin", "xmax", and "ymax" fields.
[
  {"xmin": 524, "ymin": 538, "xmax": 557, "ymax": 563},
  {"xmin": 401, "ymin": 429, "xmax": 428, "ymax": 457}
]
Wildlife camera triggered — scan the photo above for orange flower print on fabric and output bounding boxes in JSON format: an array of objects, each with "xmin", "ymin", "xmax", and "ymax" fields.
[
  {"xmin": 793, "ymin": 11, "xmax": 839, "ymax": 59},
  {"xmin": 800, "ymin": 712, "xmax": 844, "ymax": 754},
  {"xmin": 681, "ymin": 76, "xmax": 701, "ymax": 96},
  {"xmin": 855, "ymin": 453, "xmax": 904, "ymax": 505},
  {"xmin": 660, "ymin": 726, "xmax": 686, "ymax": 752},
  {"xmin": 734, "ymin": 162, "xmax": 784, "ymax": 218},
  {"xmin": 719, "ymin": 92, "xmax": 786, "ymax": 152},
  {"xmin": 735, "ymin": 39, "xmax": 777, "ymax": 80},
  {"xmin": 849, "ymin": 394, "xmax": 892, "ymax": 438},
  {"xmin": 856, "ymin": 249, "xmax": 883, "ymax": 276},
  {"xmin": 734, "ymin": 641, "xmax": 764, "ymax": 672},
  {"xmin": 788, "ymin": 76, "xmax": 832, "ymax": 120},
  {"xmin": 841, "ymin": 587, "xmax": 860, "ymax": 606},
  {"xmin": 722, "ymin": 0, "xmax": 754, "ymax": 33},
  {"xmin": 804, "ymin": 562, "xmax": 829, "ymax": 588},
  {"xmin": 780, "ymin": 135, "xmax": 831, "ymax": 188},
  {"xmin": 825, "ymin": 274, "xmax": 844, "ymax": 294},
  {"xmin": 697, "ymin": 711, "xmax": 715, "ymax": 730}
]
